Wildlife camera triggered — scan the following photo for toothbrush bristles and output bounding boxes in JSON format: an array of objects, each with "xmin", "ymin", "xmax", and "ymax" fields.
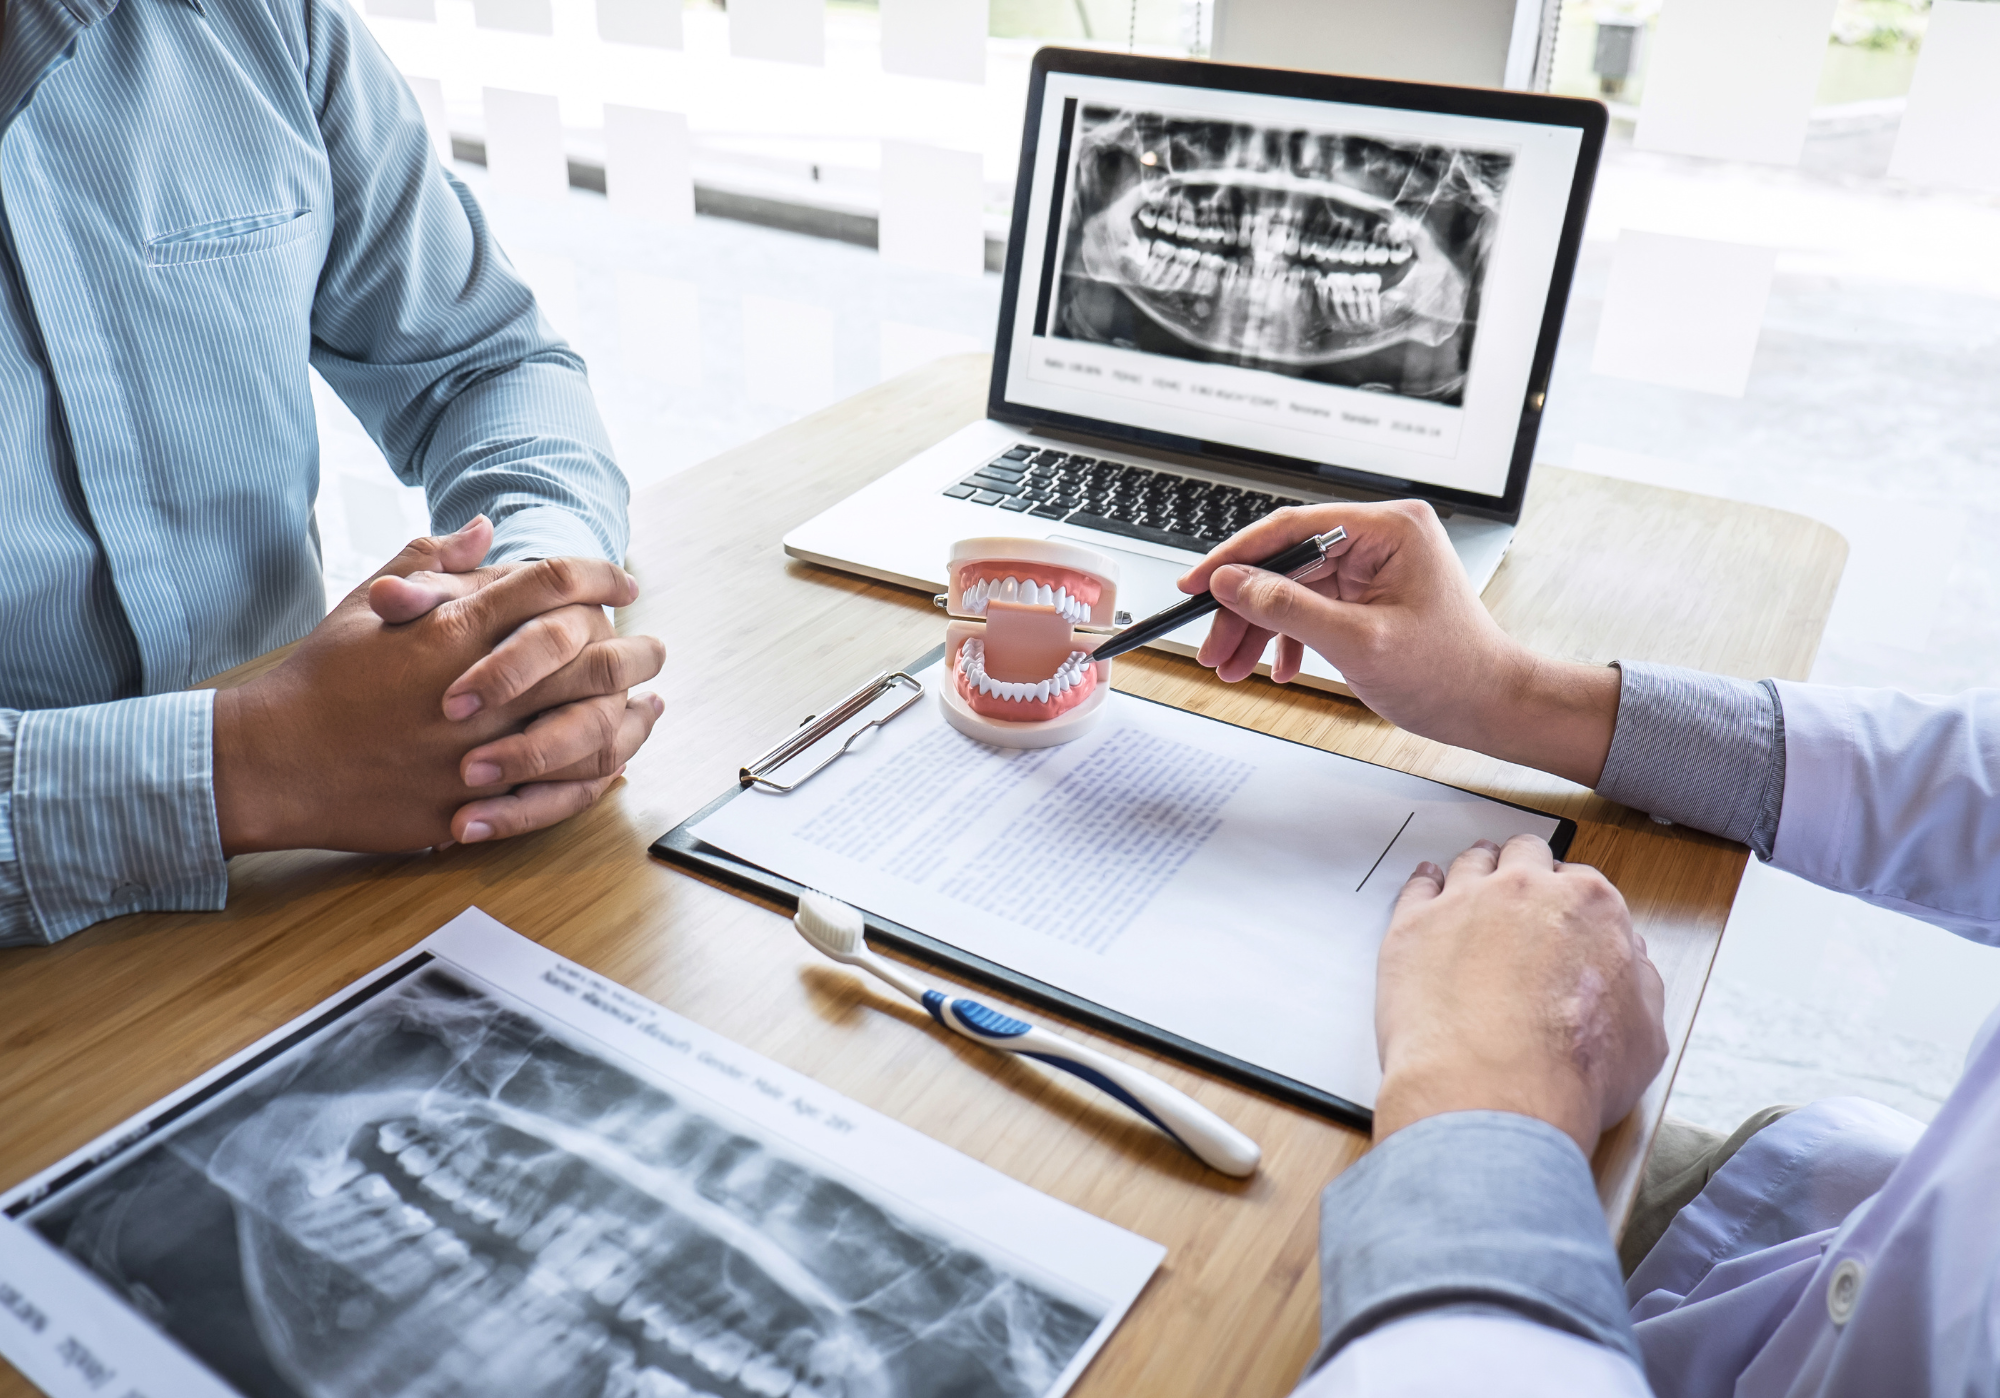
[{"xmin": 794, "ymin": 889, "xmax": 867, "ymax": 958}]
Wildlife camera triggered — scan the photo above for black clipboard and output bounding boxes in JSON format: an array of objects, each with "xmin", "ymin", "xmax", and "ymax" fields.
[{"xmin": 650, "ymin": 645, "xmax": 1577, "ymax": 1133}]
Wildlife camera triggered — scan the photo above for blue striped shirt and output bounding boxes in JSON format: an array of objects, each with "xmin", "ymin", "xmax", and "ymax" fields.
[{"xmin": 0, "ymin": 0, "xmax": 627, "ymax": 946}]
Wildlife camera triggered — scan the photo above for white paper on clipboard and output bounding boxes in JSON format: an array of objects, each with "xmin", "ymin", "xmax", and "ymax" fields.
[
  {"xmin": 0, "ymin": 909, "xmax": 1162, "ymax": 1398},
  {"xmin": 690, "ymin": 659, "xmax": 1567, "ymax": 1112}
]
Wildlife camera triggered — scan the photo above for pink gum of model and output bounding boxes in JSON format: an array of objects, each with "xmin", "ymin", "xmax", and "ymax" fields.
[{"xmin": 939, "ymin": 537, "xmax": 1120, "ymax": 748}]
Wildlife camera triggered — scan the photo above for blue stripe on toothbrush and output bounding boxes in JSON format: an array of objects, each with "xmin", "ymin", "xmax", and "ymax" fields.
[
  {"xmin": 935, "ymin": 997, "xmax": 1195, "ymax": 1156},
  {"xmin": 921, "ymin": 989, "xmax": 950, "ymax": 1027},
  {"xmin": 1017, "ymin": 1052, "xmax": 1192, "ymax": 1152}
]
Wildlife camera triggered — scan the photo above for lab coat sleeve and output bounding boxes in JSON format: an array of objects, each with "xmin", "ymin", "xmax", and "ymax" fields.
[
  {"xmin": 1294, "ymin": 1112, "xmax": 1644, "ymax": 1394},
  {"xmin": 1294, "ymin": 1309, "xmax": 1654, "ymax": 1397},
  {"xmin": 1767, "ymin": 682, "xmax": 2000, "ymax": 942}
]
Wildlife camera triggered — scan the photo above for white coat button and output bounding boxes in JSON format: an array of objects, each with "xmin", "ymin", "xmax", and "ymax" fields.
[{"xmin": 1826, "ymin": 1258, "xmax": 1865, "ymax": 1325}]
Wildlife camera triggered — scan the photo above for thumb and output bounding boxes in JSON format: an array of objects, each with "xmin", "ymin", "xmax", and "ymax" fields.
[
  {"xmin": 1210, "ymin": 564, "xmax": 1366, "ymax": 654},
  {"xmin": 365, "ymin": 516, "xmax": 497, "ymax": 622},
  {"xmin": 375, "ymin": 515, "xmax": 494, "ymax": 583}
]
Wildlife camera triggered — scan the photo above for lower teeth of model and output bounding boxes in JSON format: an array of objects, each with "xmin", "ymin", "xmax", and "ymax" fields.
[
  {"xmin": 958, "ymin": 640, "xmax": 1090, "ymax": 703},
  {"xmin": 960, "ymin": 577, "xmax": 1091, "ymax": 623}
]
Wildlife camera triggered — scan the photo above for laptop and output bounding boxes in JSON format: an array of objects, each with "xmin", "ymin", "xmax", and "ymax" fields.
[{"xmin": 786, "ymin": 48, "xmax": 1605, "ymax": 692}]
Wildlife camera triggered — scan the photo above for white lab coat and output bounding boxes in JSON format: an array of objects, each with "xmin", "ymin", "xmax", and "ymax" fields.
[{"xmin": 1298, "ymin": 681, "xmax": 2000, "ymax": 1396}]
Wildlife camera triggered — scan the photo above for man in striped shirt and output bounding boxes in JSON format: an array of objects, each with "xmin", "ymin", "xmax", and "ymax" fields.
[{"xmin": 0, "ymin": 0, "xmax": 659, "ymax": 945}]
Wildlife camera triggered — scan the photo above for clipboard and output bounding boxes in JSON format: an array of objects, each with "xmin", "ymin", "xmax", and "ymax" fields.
[{"xmin": 651, "ymin": 645, "xmax": 1576, "ymax": 1132}]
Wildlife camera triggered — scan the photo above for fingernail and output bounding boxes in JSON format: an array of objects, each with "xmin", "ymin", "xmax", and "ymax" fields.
[
  {"xmin": 462, "ymin": 821, "xmax": 494, "ymax": 843},
  {"xmin": 624, "ymin": 572, "xmax": 639, "ymax": 602},
  {"xmin": 1209, "ymin": 567, "xmax": 1241, "ymax": 602},
  {"xmin": 443, "ymin": 692, "xmax": 482, "ymax": 720},
  {"xmin": 464, "ymin": 761, "xmax": 502, "ymax": 786},
  {"xmin": 649, "ymin": 693, "xmax": 664, "ymax": 715}
]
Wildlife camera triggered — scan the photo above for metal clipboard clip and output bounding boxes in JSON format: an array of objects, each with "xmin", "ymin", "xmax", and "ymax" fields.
[{"xmin": 739, "ymin": 670, "xmax": 925, "ymax": 793}]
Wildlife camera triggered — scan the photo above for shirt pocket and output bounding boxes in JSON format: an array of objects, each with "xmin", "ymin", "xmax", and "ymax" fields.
[{"xmin": 145, "ymin": 208, "xmax": 315, "ymax": 267}]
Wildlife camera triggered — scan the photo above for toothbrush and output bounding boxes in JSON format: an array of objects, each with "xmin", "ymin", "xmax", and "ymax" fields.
[{"xmin": 793, "ymin": 890, "xmax": 1262, "ymax": 1177}]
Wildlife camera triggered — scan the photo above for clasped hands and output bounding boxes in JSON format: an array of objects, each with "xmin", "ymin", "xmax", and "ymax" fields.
[
  {"xmin": 1184, "ymin": 501, "xmax": 1667, "ymax": 1156},
  {"xmin": 213, "ymin": 516, "xmax": 665, "ymax": 857}
]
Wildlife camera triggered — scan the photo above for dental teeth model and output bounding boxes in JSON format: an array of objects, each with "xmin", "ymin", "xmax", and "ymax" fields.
[{"xmin": 940, "ymin": 537, "xmax": 1119, "ymax": 748}]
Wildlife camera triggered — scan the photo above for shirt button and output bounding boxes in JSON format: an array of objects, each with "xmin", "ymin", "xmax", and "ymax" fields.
[{"xmin": 1826, "ymin": 1257, "xmax": 1865, "ymax": 1325}]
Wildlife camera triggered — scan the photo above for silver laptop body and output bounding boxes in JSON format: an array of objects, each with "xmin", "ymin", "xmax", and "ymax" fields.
[{"xmin": 787, "ymin": 49, "xmax": 1605, "ymax": 693}]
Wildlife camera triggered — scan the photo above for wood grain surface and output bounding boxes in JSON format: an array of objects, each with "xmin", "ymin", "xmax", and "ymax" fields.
[{"xmin": 0, "ymin": 354, "xmax": 1846, "ymax": 1398}]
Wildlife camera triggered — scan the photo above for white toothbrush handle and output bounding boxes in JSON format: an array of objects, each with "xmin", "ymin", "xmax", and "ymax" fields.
[{"xmin": 925, "ymin": 991, "xmax": 1262, "ymax": 1177}]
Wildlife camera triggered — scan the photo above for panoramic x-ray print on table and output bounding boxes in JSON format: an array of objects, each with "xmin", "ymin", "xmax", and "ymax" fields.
[
  {"xmin": 1, "ymin": 916, "xmax": 1152, "ymax": 1398},
  {"xmin": 1053, "ymin": 106, "xmax": 1516, "ymax": 406}
]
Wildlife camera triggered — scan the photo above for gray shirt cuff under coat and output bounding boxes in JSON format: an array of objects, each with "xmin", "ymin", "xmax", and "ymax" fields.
[{"xmin": 1595, "ymin": 660, "xmax": 1787, "ymax": 859}]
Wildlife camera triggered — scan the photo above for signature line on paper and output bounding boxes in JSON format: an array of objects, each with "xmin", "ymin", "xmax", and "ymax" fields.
[{"xmin": 1355, "ymin": 811, "xmax": 1417, "ymax": 893}]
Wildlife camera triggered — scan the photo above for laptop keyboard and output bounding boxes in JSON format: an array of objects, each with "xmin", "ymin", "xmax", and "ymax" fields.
[{"xmin": 941, "ymin": 443, "xmax": 1309, "ymax": 555}]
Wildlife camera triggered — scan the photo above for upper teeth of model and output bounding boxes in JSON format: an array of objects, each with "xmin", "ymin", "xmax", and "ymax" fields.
[
  {"xmin": 956, "ymin": 639, "xmax": 1091, "ymax": 703},
  {"xmin": 959, "ymin": 576, "xmax": 1092, "ymax": 623}
]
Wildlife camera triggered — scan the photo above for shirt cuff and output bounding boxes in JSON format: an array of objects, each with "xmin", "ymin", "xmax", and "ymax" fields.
[
  {"xmin": 1595, "ymin": 661, "xmax": 1787, "ymax": 858},
  {"xmin": 1312, "ymin": 1112, "xmax": 1640, "ymax": 1373},
  {"xmin": 486, "ymin": 503, "xmax": 619, "ymax": 565},
  {"xmin": 6, "ymin": 691, "xmax": 228, "ymax": 945}
]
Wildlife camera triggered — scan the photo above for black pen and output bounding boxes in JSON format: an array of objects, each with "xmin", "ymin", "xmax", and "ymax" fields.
[{"xmin": 1087, "ymin": 527, "xmax": 1348, "ymax": 663}]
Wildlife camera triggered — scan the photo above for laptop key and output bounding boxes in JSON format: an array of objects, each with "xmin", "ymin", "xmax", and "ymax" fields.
[
  {"xmin": 979, "ymin": 478, "xmax": 1026, "ymax": 496},
  {"xmin": 1002, "ymin": 446, "xmax": 1034, "ymax": 460},
  {"xmin": 977, "ymin": 464, "xmax": 1026, "ymax": 482},
  {"xmin": 970, "ymin": 489, "xmax": 1006, "ymax": 505},
  {"xmin": 999, "ymin": 497, "xmax": 1033, "ymax": 512},
  {"xmin": 942, "ymin": 483, "xmax": 977, "ymax": 499},
  {"xmin": 1028, "ymin": 503, "xmax": 1069, "ymax": 519}
]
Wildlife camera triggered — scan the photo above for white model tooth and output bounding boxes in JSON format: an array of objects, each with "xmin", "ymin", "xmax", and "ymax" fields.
[
  {"xmin": 1042, "ymin": 582, "xmax": 1057, "ymax": 606},
  {"xmin": 998, "ymin": 577, "xmax": 1017, "ymax": 602}
]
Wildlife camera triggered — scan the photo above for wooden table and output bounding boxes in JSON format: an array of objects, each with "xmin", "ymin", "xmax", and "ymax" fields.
[{"xmin": 0, "ymin": 355, "xmax": 1846, "ymax": 1398}]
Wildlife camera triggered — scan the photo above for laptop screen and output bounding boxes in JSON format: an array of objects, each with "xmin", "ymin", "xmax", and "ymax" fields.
[{"xmin": 993, "ymin": 54, "xmax": 1601, "ymax": 517}]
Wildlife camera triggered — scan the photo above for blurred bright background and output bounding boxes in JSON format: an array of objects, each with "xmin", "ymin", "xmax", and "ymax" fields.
[{"xmin": 320, "ymin": 0, "xmax": 2000, "ymax": 1137}]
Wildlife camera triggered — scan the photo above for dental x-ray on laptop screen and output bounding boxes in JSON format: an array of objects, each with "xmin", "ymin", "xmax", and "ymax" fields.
[{"xmin": 784, "ymin": 50, "xmax": 1604, "ymax": 692}]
